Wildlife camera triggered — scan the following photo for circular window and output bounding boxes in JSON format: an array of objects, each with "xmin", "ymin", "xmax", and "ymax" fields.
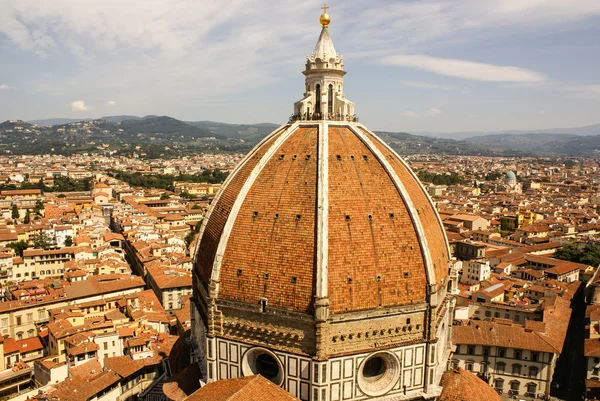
[
  {"xmin": 357, "ymin": 352, "xmax": 400, "ymax": 397},
  {"xmin": 241, "ymin": 347, "xmax": 284, "ymax": 386}
]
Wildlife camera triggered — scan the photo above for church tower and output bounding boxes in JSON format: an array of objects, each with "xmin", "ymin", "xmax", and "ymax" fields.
[{"xmin": 191, "ymin": 6, "xmax": 457, "ymax": 401}]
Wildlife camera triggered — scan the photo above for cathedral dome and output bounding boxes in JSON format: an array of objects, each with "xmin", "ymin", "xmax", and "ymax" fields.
[
  {"xmin": 195, "ymin": 123, "xmax": 450, "ymax": 314},
  {"xmin": 505, "ymin": 170, "xmax": 516, "ymax": 179},
  {"xmin": 192, "ymin": 8, "xmax": 455, "ymax": 400}
]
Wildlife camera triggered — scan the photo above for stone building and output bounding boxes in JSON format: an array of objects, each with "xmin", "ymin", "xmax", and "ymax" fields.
[{"xmin": 191, "ymin": 8, "xmax": 457, "ymax": 401}]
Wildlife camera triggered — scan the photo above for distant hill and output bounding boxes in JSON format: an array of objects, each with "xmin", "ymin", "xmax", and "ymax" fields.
[
  {"xmin": 100, "ymin": 115, "xmax": 141, "ymax": 123},
  {"xmin": 464, "ymin": 133, "xmax": 600, "ymax": 156},
  {"xmin": 118, "ymin": 116, "xmax": 223, "ymax": 140},
  {"xmin": 417, "ymin": 122, "xmax": 600, "ymax": 140},
  {"xmin": 28, "ymin": 117, "xmax": 94, "ymax": 126},
  {"xmin": 375, "ymin": 131, "xmax": 516, "ymax": 156},
  {"xmin": 187, "ymin": 121, "xmax": 280, "ymax": 143},
  {"xmin": 9, "ymin": 115, "xmax": 600, "ymax": 157}
]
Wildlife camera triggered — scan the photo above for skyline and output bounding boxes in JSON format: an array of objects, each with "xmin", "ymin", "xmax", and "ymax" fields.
[{"xmin": 1, "ymin": 0, "xmax": 599, "ymax": 132}]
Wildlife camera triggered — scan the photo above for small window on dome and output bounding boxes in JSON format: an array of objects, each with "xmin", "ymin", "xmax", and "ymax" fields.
[
  {"xmin": 263, "ymin": 273, "xmax": 269, "ymax": 280},
  {"xmin": 336, "ymin": 155, "xmax": 342, "ymax": 161},
  {"xmin": 345, "ymin": 215, "xmax": 351, "ymax": 222},
  {"xmin": 363, "ymin": 155, "xmax": 368, "ymax": 160},
  {"xmin": 296, "ymin": 214, "xmax": 302, "ymax": 221},
  {"xmin": 404, "ymin": 272, "xmax": 409, "ymax": 279},
  {"xmin": 237, "ymin": 269, "xmax": 243, "ymax": 277},
  {"xmin": 293, "ymin": 154, "xmax": 297, "ymax": 160},
  {"xmin": 291, "ymin": 276, "xmax": 297, "ymax": 284},
  {"xmin": 260, "ymin": 298, "xmax": 268, "ymax": 313},
  {"xmin": 253, "ymin": 211, "xmax": 259, "ymax": 218},
  {"xmin": 368, "ymin": 214, "xmax": 373, "ymax": 221},
  {"xmin": 389, "ymin": 213, "xmax": 395, "ymax": 219},
  {"xmin": 350, "ymin": 155, "xmax": 355, "ymax": 160},
  {"xmin": 274, "ymin": 213, "xmax": 279, "ymax": 219},
  {"xmin": 278, "ymin": 154, "xmax": 285, "ymax": 160},
  {"xmin": 305, "ymin": 154, "xmax": 311, "ymax": 160},
  {"xmin": 347, "ymin": 278, "xmax": 353, "ymax": 284},
  {"xmin": 376, "ymin": 275, "xmax": 381, "ymax": 282}
]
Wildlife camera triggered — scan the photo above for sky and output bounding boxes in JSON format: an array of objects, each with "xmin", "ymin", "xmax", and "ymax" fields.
[{"xmin": 1, "ymin": 0, "xmax": 600, "ymax": 133}]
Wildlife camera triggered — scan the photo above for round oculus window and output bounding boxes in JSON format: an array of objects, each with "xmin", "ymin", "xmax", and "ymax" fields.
[
  {"xmin": 241, "ymin": 347, "xmax": 284, "ymax": 386},
  {"xmin": 357, "ymin": 352, "xmax": 400, "ymax": 396}
]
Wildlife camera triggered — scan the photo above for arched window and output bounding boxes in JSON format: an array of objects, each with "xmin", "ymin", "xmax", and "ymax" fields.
[
  {"xmin": 28, "ymin": 329, "xmax": 35, "ymax": 338},
  {"xmin": 494, "ymin": 378, "xmax": 504, "ymax": 390},
  {"xmin": 529, "ymin": 366, "xmax": 538, "ymax": 377},
  {"xmin": 495, "ymin": 362, "xmax": 506, "ymax": 373},
  {"xmin": 512, "ymin": 364, "xmax": 521, "ymax": 375},
  {"xmin": 328, "ymin": 84, "xmax": 333, "ymax": 115},
  {"xmin": 16, "ymin": 331, "xmax": 23, "ymax": 340},
  {"xmin": 526, "ymin": 382, "xmax": 537, "ymax": 394},
  {"xmin": 315, "ymin": 84, "xmax": 321, "ymax": 115},
  {"xmin": 510, "ymin": 381, "xmax": 520, "ymax": 391}
]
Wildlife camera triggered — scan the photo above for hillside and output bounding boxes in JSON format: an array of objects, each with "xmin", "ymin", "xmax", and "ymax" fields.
[
  {"xmin": 464, "ymin": 133, "xmax": 600, "ymax": 156},
  {"xmin": 418, "ymin": 122, "xmax": 600, "ymax": 140},
  {"xmin": 376, "ymin": 131, "xmax": 517, "ymax": 156},
  {"xmin": 3, "ymin": 116, "xmax": 589, "ymax": 158},
  {"xmin": 187, "ymin": 121, "xmax": 279, "ymax": 143}
]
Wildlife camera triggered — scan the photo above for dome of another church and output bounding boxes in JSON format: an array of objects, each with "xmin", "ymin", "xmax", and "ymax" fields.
[{"xmin": 506, "ymin": 170, "xmax": 516, "ymax": 179}]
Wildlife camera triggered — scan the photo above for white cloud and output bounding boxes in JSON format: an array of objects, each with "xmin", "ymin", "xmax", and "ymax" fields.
[
  {"xmin": 400, "ymin": 81, "xmax": 457, "ymax": 90},
  {"xmin": 71, "ymin": 100, "xmax": 88, "ymax": 112},
  {"xmin": 0, "ymin": 0, "xmax": 599, "ymax": 122},
  {"xmin": 560, "ymin": 84, "xmax": 600, "ymax": 100},
  {"xmin": 106, "ymin": 100, "xmax": 116, "ymax": 106},
  {"xmin": 403, "ymin": 109, "xmax": 442, "ymax": 117},
  {"xmin": 423, "ymin": 108, "xmax": 442, "ymax": 117},
  {"xmin": 0, "ymin": 84, "xmax": 8, "ymax": 89},
  {"xmin": 381, "ymin": 54, "xmax": 547, "ymax": 83},
  {"xmin": 540, "ymin": 110, "xmax": 546, "ymax": 115}
]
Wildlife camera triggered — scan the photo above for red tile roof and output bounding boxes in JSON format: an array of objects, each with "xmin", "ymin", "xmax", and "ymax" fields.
[
  {"xmin": 439, "ymin": 368, "xmax": 502, "ymax": 401},
  {"xmin": 184, "ymin": 375, "xmax": 300, "ymax": 401}
]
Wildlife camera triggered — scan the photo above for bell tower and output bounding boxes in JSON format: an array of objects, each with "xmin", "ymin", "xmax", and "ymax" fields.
[{"xmin": 293, "ymin": 4, "xmax": 355, "ymax": 121}]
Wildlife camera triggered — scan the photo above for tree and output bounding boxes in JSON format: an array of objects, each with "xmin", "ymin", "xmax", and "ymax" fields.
[
  {"xmin": 11, "ymin": 204, "xmax": 19, "ymax": 220},
  {"xmin": 64, "ymin": 235, "xmax": 73, "ymax": 247},
  {"xmin": 7, "ymin": 240, "xmax": 28, "ymax": 257},
  {"xmin": 23, "ymin": 209, "xmax": 31, "ymax": 224},
  {"xmin": 34, "ymin": 199, "xmax": 44, "ymax": 215},
  {"xmin": 160, "ymin": 193, "xmax": 170, "ymax": 200},
  {"xmin": 31, "ymin": 231, "xmax": 52, "ymax": 250},
  {"xmin": 184, "ymin": 231, "xmax": 196, "ymax": 248},
  {"xmin": 581, "ymin": 244, "xmax": 600, "ymax": 267},
  {"xmin": 555, "ymin": 242, "xmax": 600, "ymax": 267},
  {"xmin": 554, "ymin": 243, "xmax": 580, "ymax": 262}
]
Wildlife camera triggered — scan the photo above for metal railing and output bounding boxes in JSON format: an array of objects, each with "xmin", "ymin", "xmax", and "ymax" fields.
[{"xmin": 289, "ymin": 113, "xmax": 359, "ymax": 123}]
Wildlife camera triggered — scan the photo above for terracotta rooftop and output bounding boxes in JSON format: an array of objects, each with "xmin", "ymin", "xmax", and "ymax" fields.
[
  {"xmin": 439, "ymin": 368, "xmax": 501, "ymax": 401},
  {"xmin": 183, "ymin": 375, "xmax": 300, "ymax": 401}
]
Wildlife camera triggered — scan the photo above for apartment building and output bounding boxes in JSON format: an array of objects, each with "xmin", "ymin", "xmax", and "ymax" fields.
[{"xmin": 452, "ymin": 295, "xmax": 572, "ymax": 398}]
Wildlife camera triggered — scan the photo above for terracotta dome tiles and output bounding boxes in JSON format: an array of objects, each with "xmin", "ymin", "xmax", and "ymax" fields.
[
  {"xmin": 195, "ymin": 128, "xmax": 287, "ymax": 284},
  {"xmin": 196, "ymin": 123, "xmax": 450, "ymax": 314},
  {"xmin": 219, "ymin": 127, "xmax": 318, "ymax": 312}
]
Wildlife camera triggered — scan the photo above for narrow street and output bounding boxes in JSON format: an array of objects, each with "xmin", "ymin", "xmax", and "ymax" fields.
[{"xmin": 551, "ymin": 285, "xmax": 586, "ymax": 401}]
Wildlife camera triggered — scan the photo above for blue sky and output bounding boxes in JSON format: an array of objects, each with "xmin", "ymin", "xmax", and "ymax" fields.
[{"xmin": 1, "ymin": 0, "xmax": 599, "ymax": 132}]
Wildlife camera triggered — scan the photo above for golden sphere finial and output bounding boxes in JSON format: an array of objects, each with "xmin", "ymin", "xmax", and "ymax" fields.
[{"xmin": 320, "ymin": 3, "xmax": 331, "ymax": 28}]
